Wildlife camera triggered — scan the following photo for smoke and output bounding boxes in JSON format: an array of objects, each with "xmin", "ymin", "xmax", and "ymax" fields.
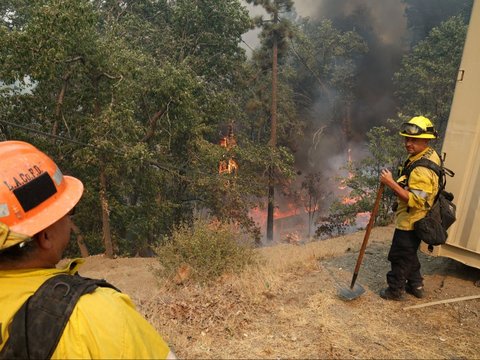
[
  {"xmin": 243, "ymin": 1, "xmax": 409, "ymax": 238},
  {"xmin": 298, "ymin": 0, "xmax": 407, "ymax": 46},
  {"xmin": 280, "ymin": 0, "xmax": 408, "ymax": 231},
  {"xmin": 292, "ymin": 0, "xmax": 408, "ymax": 172},
  {"xmin": 242, "ymin": 0, "xmax": 408, "ymax": 159}
]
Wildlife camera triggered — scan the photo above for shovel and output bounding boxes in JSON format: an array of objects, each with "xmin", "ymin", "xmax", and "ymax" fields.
[{"xmin": 339, "ymin": 183, "xmax": 385, "ymax": 300}]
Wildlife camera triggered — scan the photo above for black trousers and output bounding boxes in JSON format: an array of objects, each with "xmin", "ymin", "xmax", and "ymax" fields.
[{"xmin": 386, "ymin": 229, "xmax": 423, "ymax": 292}]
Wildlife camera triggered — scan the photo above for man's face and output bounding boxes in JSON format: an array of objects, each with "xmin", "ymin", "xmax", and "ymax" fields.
[
  {"xmin": 404, "ymin": 136, "xmax": 429, "ymax": 156},
  {"xmin": 45, "ymin": 215, "xmax": 73, "ymax": 263}
]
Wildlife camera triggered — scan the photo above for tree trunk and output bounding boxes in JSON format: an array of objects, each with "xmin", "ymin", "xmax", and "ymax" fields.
[
  {"xmin": 266, "ymin": 13, "xmax": 279, "ymax": 242},
  {"xmin": 267, "ymin": 169, "xmax": 275, "ymax": 241},
  {"xmin": 307, "ymin": 196, "xmax": 312, "ymax": 238},
  {"xmin": 53, "ymin": 72, "xmax": 71, "ymax": 136},
  {"xmin": 342, "ymin": 102, "xmax": 352, "ymax": 147},
  {"xmin": 99, "ymin": 167, "xmax": 114, "ymax": 258},
  {"xmin": 71, "ymin": 221, "xmax": 89, "ymax": 258}
]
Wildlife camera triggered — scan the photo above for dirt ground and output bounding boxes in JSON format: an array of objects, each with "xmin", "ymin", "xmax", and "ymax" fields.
[{"xmin": 77, "ymin": 225, "xmax": 480, "ymax": 359}]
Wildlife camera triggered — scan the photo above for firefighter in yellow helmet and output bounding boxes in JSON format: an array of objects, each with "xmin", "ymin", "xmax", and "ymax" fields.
[
  {"xmin": 379, "ymin": 116, "xmax": 440, "ymax": 300},
  {"xmin": 0, "ymin": 141, "xmax": 176, "ymax": 359}
]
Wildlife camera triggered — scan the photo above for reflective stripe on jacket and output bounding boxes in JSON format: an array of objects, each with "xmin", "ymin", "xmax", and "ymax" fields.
[
  {"xmin": 0, "ymin": 259, "xmax": 173, "ymax": 359},
  {"xmin": 395, "ymin": 147, "xmax": 440, "ymax": 230}
]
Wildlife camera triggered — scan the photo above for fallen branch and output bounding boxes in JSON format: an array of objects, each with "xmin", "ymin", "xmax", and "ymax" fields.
[{"xmin": 403, "ymin": 294, "xmax": 480, "ymax": 310}]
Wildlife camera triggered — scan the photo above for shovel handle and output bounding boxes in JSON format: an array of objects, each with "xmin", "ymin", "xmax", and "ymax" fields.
[{"xmin": 350, "ymin": 183, "xmax": 385, "ymax": 289}]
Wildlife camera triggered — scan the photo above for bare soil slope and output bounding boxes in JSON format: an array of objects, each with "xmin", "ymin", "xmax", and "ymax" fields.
[{"xmin": 77, "ymin": 225, "xmax": 480, "ymax": 359}]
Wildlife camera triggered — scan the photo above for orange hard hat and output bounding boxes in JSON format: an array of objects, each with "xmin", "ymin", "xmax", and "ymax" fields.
[{"xmin": 0, "ymin": 141, "xmax": 83, "ymax": 239}]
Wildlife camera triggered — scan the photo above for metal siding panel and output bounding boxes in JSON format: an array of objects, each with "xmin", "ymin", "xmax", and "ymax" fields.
[{"xmin": 439, "ymin": 0, "xmax": 480, "ymax": 264}]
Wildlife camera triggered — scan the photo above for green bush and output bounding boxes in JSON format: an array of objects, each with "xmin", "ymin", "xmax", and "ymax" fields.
[{"xmin": 155, "ymin": 217, "xmax": 257, "ymax": 284}]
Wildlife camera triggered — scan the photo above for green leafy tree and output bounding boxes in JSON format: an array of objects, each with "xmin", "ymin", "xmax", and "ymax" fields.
[
  {"xmin": 402, "ymin": 0, "xmax": 473, "ymax": 45},
  {"xmin": 394, "ymin": 15, "xmax": 468, "ymax": 138},
  {"xmin": 0, "ymin": 0, "xmax": 274, "ymax": 256},
  {"xmin": 325, "ymin": 11, "xmax": 470, "ymax": 234},
  {"xmin": 300, "ymin": 172, "xmax": 326, "ymax": 238},
  {"xmin": 287, "ymin": 18, "xmax": 367, "ymax": 153},
  {"xmin": 245, "ymin": 0, "xmax": 296, "ymax": 240},
  {"xmin": 316, "ymin": 120, "xmax": 405, "ymax": 236}
]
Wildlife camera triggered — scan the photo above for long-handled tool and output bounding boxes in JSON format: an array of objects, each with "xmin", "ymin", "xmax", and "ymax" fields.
[{"xmin": 339, "ymin": 183, "xmax": 385, "ymax": 301}]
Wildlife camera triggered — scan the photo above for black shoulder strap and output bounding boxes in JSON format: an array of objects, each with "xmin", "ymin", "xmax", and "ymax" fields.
[
  {"xmin": 0, "ymin": 274, "xmax": 119, "ymax": 360},
  {"xmin": 403, "ymin": 152, "xmax": 455, "ymax": 195},
  {"xmin": 404, "ymin": 157, "xmax": 442, "ymax": 178}
]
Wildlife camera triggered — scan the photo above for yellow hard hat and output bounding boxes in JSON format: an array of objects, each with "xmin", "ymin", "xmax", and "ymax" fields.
[
  {"xmin": 399, "ymin": 116, "xmax": 437, "ymax": 139},
  {"xmin": 0, "ymin": 141, "xmax": 83, "ymax": 247}
]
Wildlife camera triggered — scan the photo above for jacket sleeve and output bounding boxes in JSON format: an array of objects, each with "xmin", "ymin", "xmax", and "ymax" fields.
[
  {"xmin": 406, "ymin": 166, "xmax": 438, "ymax": 210},
  {"xmin": 52, "ymin": 287, "xmax": 174, "ymax": 359}
]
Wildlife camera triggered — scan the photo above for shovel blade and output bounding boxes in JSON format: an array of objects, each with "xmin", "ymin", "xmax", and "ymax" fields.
[{"xmin": 338, "ymin": 283, "xmax": 365, "ymax": 301}]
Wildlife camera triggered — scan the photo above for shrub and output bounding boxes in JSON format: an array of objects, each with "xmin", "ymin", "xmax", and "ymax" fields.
[{"xmin": 155, "ymin": 217, "xmax": 257, "ymax": 284}]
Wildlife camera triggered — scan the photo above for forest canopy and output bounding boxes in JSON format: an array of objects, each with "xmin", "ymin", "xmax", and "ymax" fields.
[{"xmin": 0, "ymin": 0, "xmax": 471, "ymax": 256}]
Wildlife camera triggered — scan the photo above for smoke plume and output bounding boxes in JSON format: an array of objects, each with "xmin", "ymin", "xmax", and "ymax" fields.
[{"xmin": 293, "ymin": 0, "xmax": 407, "ymax": 173}]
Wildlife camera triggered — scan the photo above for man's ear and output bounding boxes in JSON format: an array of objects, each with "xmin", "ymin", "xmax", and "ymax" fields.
[{"xmin": 35, "ymin": 230, "xmax": 54, "ymax": 250}]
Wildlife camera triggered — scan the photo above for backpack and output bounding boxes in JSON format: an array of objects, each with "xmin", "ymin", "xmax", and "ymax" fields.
[
  {"xmin": 0, "ymin": 274, "xmax": 119, "ymax": 360},
  {"xmin": 402, "ymin": 153, "xmax": 456, "ymax": 246}
]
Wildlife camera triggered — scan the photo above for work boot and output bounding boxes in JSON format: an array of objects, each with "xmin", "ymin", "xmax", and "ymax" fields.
[
  {"xmin": 379, "ymin": 287, "xmax": 404, "ymax": 301},
  {"xmin": 406, "ymin": 283, "xmax": 425, "ymax": 298}
]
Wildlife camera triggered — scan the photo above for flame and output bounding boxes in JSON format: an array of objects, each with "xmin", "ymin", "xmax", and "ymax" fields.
[
  {"xmin": 338, "ymin": 148, "xmax": 354, "ymax": 190},
  {"xmin": 274, "ymin": 202, "xmax": 300, "ymax": 219},
  {"xmin": 341, "ymin": 196, "xmax": 359, "ymax": 205},
  {"xmin": 250, "ymin": 203, "xmax": 303, "ymax": 225},
  {"xmin": 249, "ymin": 202, "xmax": 308, "ymax": 242},
  {"xmin": 249, "ymin": 207, "xmax": 268, "ymax": 229},
  {"xmin": 218, "ymin": 125, "xmax": 238, "ymax": 175},
  {"xmin": 219, "ymin": 158, "xmax": 238, "ymax": 175},
  {"xmin": 337, "ymin": 148, "xmax": 370, "ymax": 227}
]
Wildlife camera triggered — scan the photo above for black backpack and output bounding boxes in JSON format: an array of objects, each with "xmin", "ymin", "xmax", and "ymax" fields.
[
  {"xmin": 402, "ymin": 154, "xmax": 456, "ymax": 245},
  {"xmin": 0, "ymin": 274, "xmax": 119, "ymax": 359}
]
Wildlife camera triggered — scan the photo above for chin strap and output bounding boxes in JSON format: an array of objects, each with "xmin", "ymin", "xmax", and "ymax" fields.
[{"xmin": 0, "ymin": 222, "xmax": 31, "ymax": 253}]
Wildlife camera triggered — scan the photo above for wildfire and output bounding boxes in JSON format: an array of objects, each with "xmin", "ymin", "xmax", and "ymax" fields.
[
  {"xmin": 218, "ymin": 123, "xmax": 238, "ymax": 175},
  {"xmin": 274, "ymin": 202, "xmax": 301, "ymax": 219},
  {"xmin": 338, "ymin": 148, "xmax": 354, "ymax": 190},
  {"xmin": 249, "ymin": 202, "xmax": 308, "ymax": 242},
  {"xmin": 336, "ymin": 147, "xmax": 371, "ymax": 228},
  {"xmin": 219, "ymin": 158, "xmax": 238, "ymax": 175},
  {"xmin": 341, "ymin": 196, "xmax": 359, "ymax": 205},
  {"xmin": 250, "ymin": 203, "xmax": 303, "ymax": 225}
]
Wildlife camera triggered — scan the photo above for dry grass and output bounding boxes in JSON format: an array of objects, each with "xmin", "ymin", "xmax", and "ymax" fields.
[
  {"xmin": 137, "ymin": 226, "xmax": 395, "ymax": 358},
  {"xmin": 79, "ymin": 225, "xmax": 480, "ymax": 359}
]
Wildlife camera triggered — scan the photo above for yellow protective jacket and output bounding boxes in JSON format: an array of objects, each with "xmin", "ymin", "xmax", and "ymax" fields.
[
  {"xmin": 395, "ymin": 147, "xmax": 440, "ymax": 231},
  {"xmin": 0, "ymin": 259, "xmax": 174, "ymax": 359}
]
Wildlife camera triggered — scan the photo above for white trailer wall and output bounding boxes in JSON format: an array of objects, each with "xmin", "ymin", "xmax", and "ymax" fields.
[{"xmin": 421, "ymin": 0, "xmax": 480, "ymax": 268}]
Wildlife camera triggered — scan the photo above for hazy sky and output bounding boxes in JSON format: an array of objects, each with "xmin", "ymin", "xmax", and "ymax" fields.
[
  {"xmin": 241, "ymin": 0, "xmax": 407, "ymax": 54},
  {"xmin": 240, "ymin": 0, "xmax": 409, "ymax": 175}
]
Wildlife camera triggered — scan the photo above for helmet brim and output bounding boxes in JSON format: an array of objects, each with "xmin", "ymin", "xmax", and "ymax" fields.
[
  {"xmin": 9, "ymin": 176, "xmax": 84, "ymax": 237},
  {"xmin": 399, "ymin": 131, "xmax": 436, "ymax": 139}
]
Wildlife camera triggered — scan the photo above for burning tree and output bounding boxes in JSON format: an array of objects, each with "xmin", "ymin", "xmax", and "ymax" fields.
[
  {"xmin": 218, "ymin": 124, "xmax": 239, "ymax": 176},
  {"xmin": 316, "ymin": 123, "xmax": 404, "ymax": 238},
  {"xmin": 246, "ymin": 0, "xmax": 295, "ymax": 241},
  {"xmin": 301, "ymin": 171, "xmax": 326, "ymax": 238}
]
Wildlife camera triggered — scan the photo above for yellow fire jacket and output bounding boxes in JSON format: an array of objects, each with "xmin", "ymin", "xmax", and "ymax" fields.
[
  {"xmin": 0, "ymin": 259, "xmax": 174, "ymax": 359},
  {"xmin": 395, "ymin": 147, "xmax": 440, "ymax": 231}
]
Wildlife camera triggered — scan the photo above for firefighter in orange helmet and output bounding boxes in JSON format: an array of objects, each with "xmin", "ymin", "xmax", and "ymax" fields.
[
  {"xmin": 379, "ymin": 116, "xmax": 440, "ymax": 300},
  {"xmin": 0, "ymin": 141, "xmax": 176, "ymax": 359}
]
